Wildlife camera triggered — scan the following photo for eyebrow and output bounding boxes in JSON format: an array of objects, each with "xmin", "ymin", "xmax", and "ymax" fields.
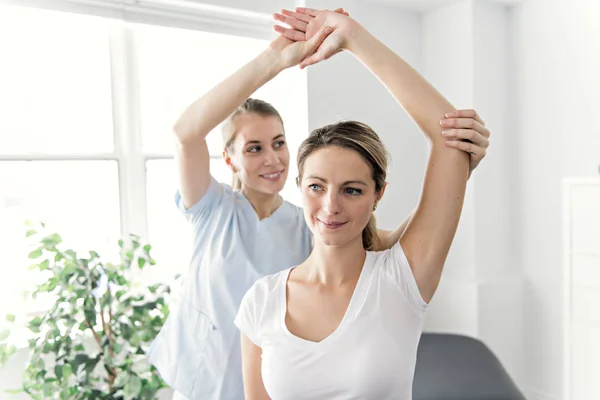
[
  {"xmin": 244, "ymin": 134, "xmax": 285, "ymax": 146},
  {"xmin": 306, "ymin": 175, "xmax": 369, "ymax": 186}
]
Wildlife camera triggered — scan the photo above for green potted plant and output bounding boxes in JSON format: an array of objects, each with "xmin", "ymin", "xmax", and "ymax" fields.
[{"xmin": 0, "ymin": 222, "xmax": 175, "ymax": 399}]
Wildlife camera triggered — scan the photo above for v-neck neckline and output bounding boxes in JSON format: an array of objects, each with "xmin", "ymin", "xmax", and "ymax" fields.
[
  {"xmin": 238, "ymin": 190, "xmax": 286, "ymax": 224},
  {"xmin": 279, "ymin": 251, "xmax": 373, "ymax": 349}
]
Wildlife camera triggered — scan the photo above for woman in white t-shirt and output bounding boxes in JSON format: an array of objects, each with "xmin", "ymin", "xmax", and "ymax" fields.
[{"xmin": 234, "ymin": 8, "xmax": 490, "ymax": 400}]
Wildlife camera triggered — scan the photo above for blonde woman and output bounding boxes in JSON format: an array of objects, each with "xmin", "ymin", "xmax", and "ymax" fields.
[{"xmin": 234, "ymin": 8, "xmax": 490, "ymax": 399}]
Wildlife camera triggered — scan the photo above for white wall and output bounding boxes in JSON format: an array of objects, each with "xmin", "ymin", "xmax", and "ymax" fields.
[
  {"xmin": 511, "ymin": 0, "xmax": 600, "ymax": 398},
  {"xmin": 419, "ymin": 0, "xmax": 524, "ymax": 390}
]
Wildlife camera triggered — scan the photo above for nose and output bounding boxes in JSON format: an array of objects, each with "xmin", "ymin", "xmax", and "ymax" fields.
[
  {"xmin": 263, "ymin": 147, "xmax": 280, "ymax": 167},
  {"xmin": 323, "ymin": 190, "xmax": 341, "ymax": 215}
]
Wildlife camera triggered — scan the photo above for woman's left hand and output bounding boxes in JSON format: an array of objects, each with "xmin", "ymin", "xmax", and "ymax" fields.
[
  {"xmin": 273, "ymin": 8, "xmax": 357, "ymax": 68},
  {"xmin": 441, "ymin": 109, "xmax": 491, "ymax": 175}
]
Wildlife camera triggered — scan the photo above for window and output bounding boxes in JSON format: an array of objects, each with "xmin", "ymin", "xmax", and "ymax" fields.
[{"xmin": 0, "ymin": 3, "xmax": 308, "ymax": 318}]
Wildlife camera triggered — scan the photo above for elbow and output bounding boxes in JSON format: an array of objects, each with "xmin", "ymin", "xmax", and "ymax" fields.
[{"xmin": 172, "ymin": 119, "xmax": 201, "ymax": 147}]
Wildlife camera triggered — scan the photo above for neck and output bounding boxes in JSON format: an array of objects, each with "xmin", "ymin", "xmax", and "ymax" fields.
[
  {"xmin": 302, "ymin": 236, "xmax": 366, "ymax": 286},
  {"xmin": 241, "ymin": 186, "xmax": 282, "ymax": 220}
]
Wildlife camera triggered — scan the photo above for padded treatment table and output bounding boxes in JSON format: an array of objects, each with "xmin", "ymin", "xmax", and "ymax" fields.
[{"xmin": 413, "ymin": 333, "xmax": 525, "ymax": 400}]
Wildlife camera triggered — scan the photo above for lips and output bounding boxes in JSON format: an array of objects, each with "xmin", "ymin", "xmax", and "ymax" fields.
[
  {"xmin": 318, "ymin": 219, "xmax": 347, "ymax": 229},
  {"xmin": 260, "ymin": 170, "xmax": 284, "ymax": 181}
]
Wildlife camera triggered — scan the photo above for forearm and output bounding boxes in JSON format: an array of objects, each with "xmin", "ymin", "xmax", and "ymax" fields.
[
  {"xmin": 173, "ymin": 51, "xmax": 284, "ymax": 145},
  {"xmin": 345, "ymin": 25, "xmax": 455, "ymax": 144}
]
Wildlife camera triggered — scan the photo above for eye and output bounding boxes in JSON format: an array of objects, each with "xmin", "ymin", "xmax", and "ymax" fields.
[
  {"xmin": 273, "ymin": 140, "xmax": 286, "ymax": 148},
  {"xmin": 344, "ymin": 187, "xmax": 363, "ymax": 196},
  {"xmin": 247, "ymin": 146, "xmax": 261, "ymax": 153},
  {"xmin": 308, "ymin": 183, "xmax": 321, "ymax": 192}
]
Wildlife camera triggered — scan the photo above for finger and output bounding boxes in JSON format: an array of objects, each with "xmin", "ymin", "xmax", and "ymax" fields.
[
  {"xmin": 441, "ymin": 117, "xmax": 489, "ymax": 137},
  {"xmin": 445, "ymin": 140, "xmax": 486, "ymax": 159},
  {"xmin": 445, "ymin": 109, "xmax": 485, "ymax": 126},
  {"xmin": 334, "ymin": 7, "xmax": 350, "ymax": 16},
  {"xmin": 441, "ymin": 129, "xmax": 490, "ymax": 148},
  {"xmin": 281, "ymin": 9, "xmax": 311, "ymax": 23},
  {"xmin": 299, "ymin": 50, "xmax": 328, "ymax": 69},
  {"xmin": 301, "ymin": 26, "xmax": 333, "ymax": 59},
  {"xmin": 273, "ymin": 12, "xmax": 308, "ymax": 32},
  {"xmin": 295, "ymin": 7, "xmax": 319, "ymax": 17},
  {"xmin": 273, "ymin": 25, "xmax": 306, "ymax": 41},
  {"xmin": 299, "ymin": 33, "xmax": 335, "ymax": 69}
]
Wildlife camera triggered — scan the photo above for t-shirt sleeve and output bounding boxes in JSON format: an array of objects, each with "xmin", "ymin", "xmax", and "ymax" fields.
[
  {"xmin": 175, "ymin": 176, "xmax": 227, "ymax": 225},
  {"xmin": 383, "ymin": 241, "xmax": 429, "ymax": 313},
  {"xmin": 234, "ymin": 283, "xmax": 262, "ymax": 347}
]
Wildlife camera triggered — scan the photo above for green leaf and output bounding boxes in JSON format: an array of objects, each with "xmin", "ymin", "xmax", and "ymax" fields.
[
  {"xmin": 62, "ymin": 363, "xmax": 73, "ymax": 380},
  {"xmin": 143, "ymin": 244, "xmax": 152, "ymax": 253},
  {"xmin": 39, "ymin": 259, "xmax": 50, "ymax": 271},
  {"xmin": 26, "ymin": 229, "xmax": 37, "ymax": 237},
  {"xmin": 114, "ymin": 371, "xmax": 129, "ymax": 388},
  {"xmin": 43, "ymin": 382, "xmax": 54, "ymax": 398},
  {"xmin": 137, "ymin": 258, "xmax": 146, "ymax": 269},
  {"xmin": 28, "ymin": 249, "xmax": 43, "ymax": 259},
  {"xmin": 5, "ymin": 314, "xmax": 15, "ymax": 323},
  {"xmin": 124, "ymin": 374, "xmax": 142, "ymax": 400},
  {"xmin": 54, "ymin": 364, "xmax": 63, "ymax": 381},
  {"xmin": 118, "ymin": 239, "xmax": 124, "ymax": 248}
]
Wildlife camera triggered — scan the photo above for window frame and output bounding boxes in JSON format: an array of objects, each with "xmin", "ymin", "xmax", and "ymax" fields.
[
  {"xmin": 0, "ymin": 2, "xmax": 286, "ymax": 322},
  {"xmin": 0, "ymin": 0, "xmax": 274, "ymax": 243}
]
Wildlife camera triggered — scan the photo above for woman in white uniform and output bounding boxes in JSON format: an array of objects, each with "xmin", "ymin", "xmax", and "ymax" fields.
[
  {"xmin": 234, "ymin": 8, "xmax": 490, "ymax": 400},
  {"xmin": 148, "ymin": 7, "xmax": 491, "ymax": 400}
]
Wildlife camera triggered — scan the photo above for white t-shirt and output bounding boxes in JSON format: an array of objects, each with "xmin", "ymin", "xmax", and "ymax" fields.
[{"xmin": 234, "ymin": 242, "xmax": 428, "ymax": 400}]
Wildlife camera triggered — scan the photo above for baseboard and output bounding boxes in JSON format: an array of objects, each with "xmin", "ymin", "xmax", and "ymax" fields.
[{"xmin": 523, "ymin": 387, "xmax": 561, "ymax": 400}]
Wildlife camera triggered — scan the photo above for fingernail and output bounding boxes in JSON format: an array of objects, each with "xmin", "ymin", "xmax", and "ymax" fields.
[
  {"xmin": 440, "ymin": 120, "xmax": 447, "ymax": 126},
  {"xmin": 445, "ymin": 112, "xmax": 454, "ymax": 118},
  {"xmin": 441, "ymin": 130, "xmax": 448, "ymax": 135},
  {"xmin": 324, "ymin": 27, "xmax": 333, "ymax": 34}
]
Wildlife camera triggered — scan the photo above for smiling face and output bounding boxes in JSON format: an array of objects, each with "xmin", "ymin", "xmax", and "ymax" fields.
[
  {"xmin": 224, "ymin": 113, "xmax": 290, "ymax": 195},
  {"xmin": 300, "ymin": 146, "xmax": 382, "ymax": 248}
]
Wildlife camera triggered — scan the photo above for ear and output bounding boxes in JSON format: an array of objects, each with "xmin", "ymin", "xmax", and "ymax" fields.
[
  {"xmin": 223, "ymin": 149, "xmax": 237, "ymax": 173},
  {"xmin": 374, "ymin": 182, "xmax": 387, "ymax": 208}
]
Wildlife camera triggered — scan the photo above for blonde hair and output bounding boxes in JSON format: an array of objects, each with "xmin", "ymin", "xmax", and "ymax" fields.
[
  {"xmin": 221, "ymin": 98, "xmax": 284, "ymax": 190},
  {"xmin": 296, "ymin": 121, "xmax": 388, "ymax": 250}
]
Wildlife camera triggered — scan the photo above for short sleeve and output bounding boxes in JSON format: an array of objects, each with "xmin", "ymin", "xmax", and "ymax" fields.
[
  {"xmin": 234, "ymin": 284, "xmax": 262, "ymax": 347},
  {"xmin": 383, "ymin": 242, "xmax": 429, "ymax": 312},
  {"xmin": 175, "ymin": 176, "xmax": 227, "ymax": 225}
]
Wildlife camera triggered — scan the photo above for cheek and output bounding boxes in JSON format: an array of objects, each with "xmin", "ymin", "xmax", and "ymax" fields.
[
  {"xmin": 240, "ymin": 154, "xmax": 261, "ymax": 172},
  {"xmin": 301, "ymin": 191, "xmax": 321, "ymax": 216},
  {"xmin": 351, "ymin": 200, "xmax": 375, "ymax": 222}
]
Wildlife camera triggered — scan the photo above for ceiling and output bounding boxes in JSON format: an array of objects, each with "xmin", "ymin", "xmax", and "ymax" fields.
[{"xmin": 366, "ymin": 0, "xmax": 524, "ymax": 13}]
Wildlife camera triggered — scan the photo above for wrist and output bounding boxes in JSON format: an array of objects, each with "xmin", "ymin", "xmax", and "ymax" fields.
[
  {"xmin": 259, "ymin": 45, "xmax": 287, "ymax": 75},
  {"xmin": 344, "ymin": 22, "xmax": 370, "ymax": 53}
]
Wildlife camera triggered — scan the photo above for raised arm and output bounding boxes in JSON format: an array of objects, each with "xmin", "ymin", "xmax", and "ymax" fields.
[
  {"xmin": 173, "ymin": 30, "xmax": 332, "ymax": 209},
  {"xmin": 280, "ymin": 9, "xmax": 484, "ymax": 302},
  {"xmin": 345, "ymin": 28, "xmax": 468, "ymax": 303},
  {"xmin": 276, "ymin": 10, "xmax": 490, "ymax": 255}
]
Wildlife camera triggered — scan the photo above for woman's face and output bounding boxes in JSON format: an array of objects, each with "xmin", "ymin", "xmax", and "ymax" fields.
[
  {"xmin": 300, "ymin": 146, "xmax": 380, "ymax": 248},
  {"xmin": 226, "ymin": 114, "xmax": 289, "ymax": 195}
]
